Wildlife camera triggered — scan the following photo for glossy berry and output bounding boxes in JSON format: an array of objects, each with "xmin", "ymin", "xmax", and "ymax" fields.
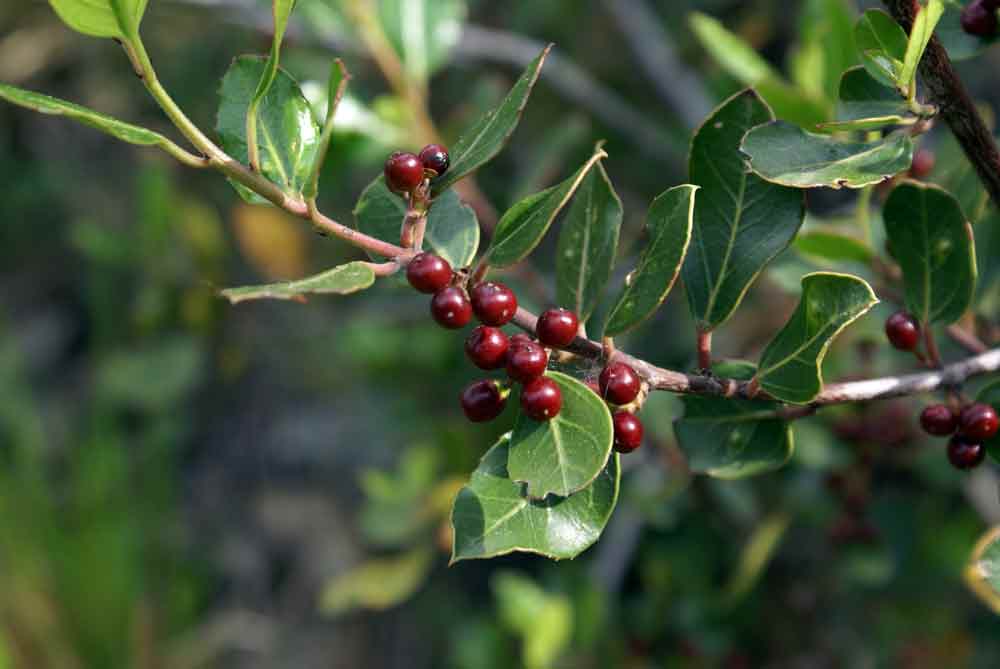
[
  {"xmin": 599, "ymin": 362, "xmax": 642, "ymax": 406},
  {"xmin": 535, "ymin": 308, "xmax": 579, "ymax": 348},
  {"xmin": 959, "ymin": 402, "xmax": 1000, "ymax": 441},
  {"xmin": 384, "ymin": 151, "xmax": 424, "ymax": 193},
  {"xmin": 510, "ymin": 333, "xmax": 535, "ymax": 347},
  {"xmin": 406, "ymin": 252, "xmax": 452, "ymax": 294},
  {"xmin": 947, "ymin": 436, "xmax": 986, "ymax": 470},
  {"xmin": 465, "ymin": 326, "xmax": 510, "ymax": 370},
  {"xmin": 885, "ymin": 311, "xmax": 921, "ymax": 351},
  {"xmin": 506, "ymin": 340, "xmax": 548, "ymax": 383},
  {"xmin": 521, "ymin": 376, "xmax": 562, "ymax": 421},
  {"xmin": 460, "ymin": 380, "xmax": 507, "ymax": 423},
  {"xmin": 961, "ymin": 0, "xmax": 998, "ymax": 36},
  {"xmin": 612, "ymin": 411, "xmax": 644, "ymax": 453},
  {"xmin": 910, "ymin": 149, "xmax": 936, "ymax": 179},
  {"xmin": 430, "ymin": 287, "xmax": 472, "ymax": 329},
  {"xmin": 920, "ymin": 404, "xmax": 958, "ymax": 437},
  {"xmin": 419, "ymin": 144, "xmax": 450, "ymax": 176},
  {"xmin": 470, "ymin": 282, "xmax": 518, "ymax": 326}
]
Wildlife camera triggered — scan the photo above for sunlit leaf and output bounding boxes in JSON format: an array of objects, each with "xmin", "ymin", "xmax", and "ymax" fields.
[
  {"xmin": 742, "ymin": 122, "xmax": 914, "ymax": 189},
  {"xmin": 0, "ymin": 83, "xmax": 196, "ymax": 163},
  {"xmin": 220, "ymin": 262, "xmax": 376, "ymax": 304},
  {"xmin": 487, "ymin": 151, "xmax": 605, "ymax": 268},
  {"xmin": 682, "ymin": 90, "xmax": 805, "ymax": 332},
  {"xmin": 556, "ymin": 163, "xmax": 623, "ymax": 323},
  {"xmin": 217, "ymin": 56, "xmax": 321, "ymax": 203},
  {"xmin": 432, "ymin": 45, "xmax": 551, "ymax": 194},
  {"xmin": 604, "ymin": 185, "xmax": 697, "ymax": 336},
  {"xmin": 507, "ymin": 372, "xmax": 613, "ymax": 499},
  {"xmin": 48, "ymin": 0, "xmax": 147, "ymax": 39},
  {"xmin": 900, "ymin": 0, "xmax": 945, "ymax": 92},
  {"xmin": 450, "ymin": 434, "xmax": 620, "ymax": 563},
  {"xmin": 757, "ymin": 272, "xmax": 879, "ymax": 404}
]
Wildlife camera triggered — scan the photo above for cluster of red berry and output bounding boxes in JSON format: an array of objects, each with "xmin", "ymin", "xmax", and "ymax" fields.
[
  {"xmin": 389, "ymin": 143, "xmax": 646, "ymax": 452},
  {"xmin": 886, "ymin": 310, "xmax": 997, "ymax": 469},
  {"xmin": 384, "ymin": 143, "xmax": 450, "ymax": 193},
  {"xmin": 961, "ymin": 0, "xmax": 999, "ymax": 36}
]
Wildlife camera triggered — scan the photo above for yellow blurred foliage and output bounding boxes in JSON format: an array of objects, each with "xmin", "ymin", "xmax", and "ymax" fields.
[{"xmin": 230, "ymin": 203, "xmax": 307, "ymax": 281}]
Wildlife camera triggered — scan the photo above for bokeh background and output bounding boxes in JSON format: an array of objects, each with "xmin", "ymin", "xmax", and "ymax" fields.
[{"xmin": 1, "ymin": 0, "xmax": 1000, "ymax": 667}]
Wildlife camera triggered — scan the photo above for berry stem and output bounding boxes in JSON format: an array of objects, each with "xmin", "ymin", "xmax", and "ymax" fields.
[
  {"xmin": 697, "ymin": 330, "xmax": 712, "ymax": 371},
  {"xmin": 924, "ymin": 324, "xmax": 943, "ymax": 368}
]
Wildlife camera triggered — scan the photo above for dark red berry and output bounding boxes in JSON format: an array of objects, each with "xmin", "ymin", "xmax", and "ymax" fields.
[
  {"xmin": 947, "ymin": 436, "xmax": 986, "ymax": 470},
  {"xmin": 406, "ymin": 252, "xmax": 452, "ymax": 294},
  {"xmin": 419, "ymin": 144, "xmax": 450, "ymax": 176},
  {"xmin": 465, "ymin": 326, "xmax": 509, "ymax": 370},
  {"xmin": 599, "ymin": 362, "xmax": 642, "ymax": 406},
  {"xmin": 521, "ymin": 376, "xmax": 562, "ymax": 421},
  {"xmin": 959, "ymin": 402, "xmax": 999, "ymax": 441},
  {"xmin": 910, "ymin": 149, "xmax": 936, "ymax": 179},
  {"xmin": 920, "ymin": 404, "xmax": 958, "ymax": 436},
  {"xmin": 470, "ymin": 282, "xmax": 518, "ymax": 326},
  {"xmin": 461, "ymin": 380, "xmax": 507, "ymax": 423},
  {"xmin": 384, "ymin": 151, "xmax": 425, "ymax": 193},
  {"xmin": 961, "ymin": 0, "xmax": 998, "ymax": 36},
  {"xmin": 885, "ymin": 311, "xmax": 921, "ymax": 351},
  {"xmin": 510, "ymin": 333, "xmax": 535, "ymax": 347},
  {"xmin": 612, "ymin": 411, "xmax": 644, "ymax": 453},
  {"xmin": 535, "ymin": 308, "xmax": 579, "ymax": 348},
  {"xmin": 506, "ymin": 340, "xmax": 548, "ymax": 383},
  {"xmin": 430, "ymin": 286, "xmax": 472, "ymax": 329}
]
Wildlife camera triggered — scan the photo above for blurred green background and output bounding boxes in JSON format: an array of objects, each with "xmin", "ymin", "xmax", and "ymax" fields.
[{"xmin": 1, "ymin": 0, "xmax": 999, "ymax": 667}]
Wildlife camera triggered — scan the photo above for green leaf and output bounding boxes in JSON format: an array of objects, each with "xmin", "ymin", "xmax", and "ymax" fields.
[
  {"xmin": 688, "ymin": 12, "xmax": 829, "ymax": 127},
  {"xmin": 217, "ymin": 56, "xmax": 322, "ymax": 203},
  {"xmin": 854, "ymin": 9, "xmax": 909, "ymax": 88},
  {"xmin": 937, "ymin": 1, "xmax": 1000, "ymax": 61},
  {"xmin": 794, "ymin": 228, "xmax": 874, "ymax": 264},
  {"xmin": 488, "ymin": 151, "xmax": 605, "ymax": 269},
  {"xmin": 246, "ymin": 0, "xmax": 299, "ymax": 170},
  {"xmin": 604, "ymin": 185, "xmax": 697, "ymax": 336},
  {"xmin": 675, "ymin": 361, "xmax": 794, "ymax": 478},
  {"xmin": 965, "ymin": 526, "xmax": 1000, "ymax": 615},
  {"xmin": 353, "ymin": 177, "xmax": 480, "ymax": 268},
  {"xmin": 0, "ymin": 83, "xmax": 198, "ymax": 165},
  {"xmin": 883, "ymin": 181, "xmax": 977, "ymax": 324},
  {"xmin": 757, "ymin": 272, "xmax": 879, "ymax": 404},
  {"xmin": 493, "ymin": 572, "xmax": 573, "ymax": 669},
  {"xmin": 821, "ymin": 66, "xmax": 912, "ymax": 132},
  {"xmin": 431, "ymin": 45, "xmax": 551, "ymax": 195},
  {"xmin": 507, "ymin": 372, "xmax": 614, "ymax": 499},
  {"xmin": 305, "ymin": 58, "xmax": 349, "ymax": 201},
  {"xmin": 555, "ymin": 163, "xmax": 623, "ymax": 323},
  {"xmin": 900, "ymin": 0, "xmax": 945, "ymax": 93},
  {"xmin": 377, "ymin": 0, "xmax": 467, "ymax": 84},
  {"xmin": 450, "ymin": 434, "xmax": 620, "ymax": 563},
  {"xmin": 742, "ymin": 122, "xmax": 914, "ymax": 189},
  {"xmin": 220, "ymin": 262, "xmax": 376, "ymax": 304},
  {"xmin": 681, "ymin": 90, "xmax": 805, "ymax": 332},
  {"xmin": 976, "ymin": 381, "xmax": 1000, "ymax": 465},
  {"xmin": 319, "ymin": 548, "xmax": 433, "ymax": 615},
  {"xmin": 48, "ymin": 0, "xmax": 147, "ymax": 39}
]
